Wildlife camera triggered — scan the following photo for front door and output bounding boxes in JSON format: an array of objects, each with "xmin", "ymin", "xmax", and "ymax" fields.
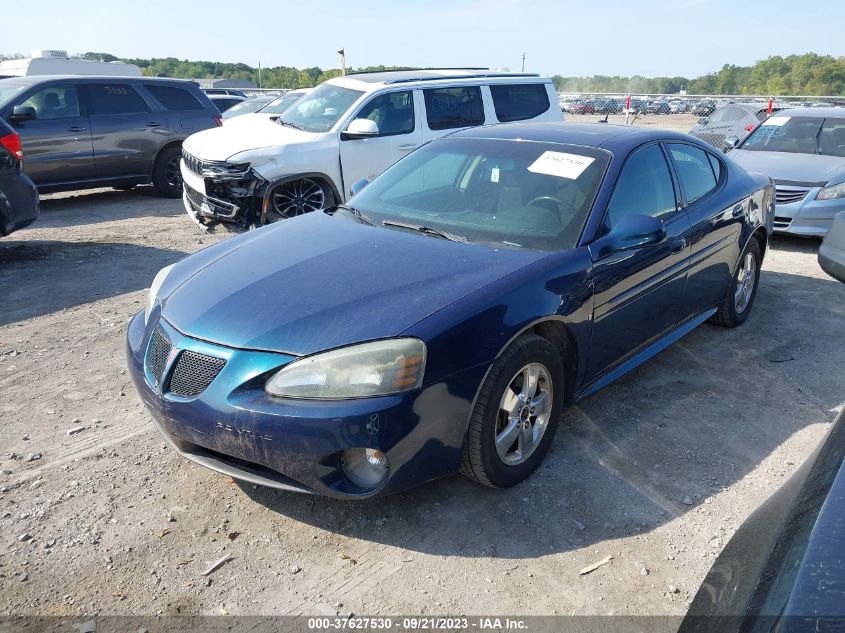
[
  {"xmin": 11, "ymin": 83, "xmax": 94, "ymax": 186},
  {"xmin": 81, "ymin": 83, "xmax": 170, "ymax": 180},
  {"xmin": 586, "ymin": 142, "xmax": 691, "ymax": 381},
  {"xmin": 338, "ymin": 90, "xmax": 421, "ymax": 200}
]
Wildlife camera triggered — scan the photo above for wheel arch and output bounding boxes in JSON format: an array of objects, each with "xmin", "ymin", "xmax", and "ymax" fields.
[
  {"xmin": 258, "ymin": 172, "xmax": 342, "ymax": 223},
  {"xmin": 150, "ymin": 139, "xmax": 184, "ymax": 177}
]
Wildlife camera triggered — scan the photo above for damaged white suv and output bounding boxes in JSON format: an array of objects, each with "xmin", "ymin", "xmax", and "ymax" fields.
[{"xmin": 180, "ymin": 69, "xmax": 562, "ymax": 229}]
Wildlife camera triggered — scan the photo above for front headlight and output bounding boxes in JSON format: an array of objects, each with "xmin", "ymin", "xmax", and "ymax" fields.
[
  {"xmin": 144, "ymin": 264, "xmax": 174, "ymax": 324},
  {"xmin": 265, "ymin": 339, "xmax": 426, "ymax": 399},
  {"xmin": 817, "ymin": 182, "xmax": 845, "ymax": 200}
]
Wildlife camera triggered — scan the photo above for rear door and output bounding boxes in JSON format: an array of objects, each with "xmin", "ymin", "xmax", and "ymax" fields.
[
  {"xmin": 338, "ymin": 90, "xmax": 421, "ymax": 197},
  {"xmin": 586, "ymin": 142, "xmax": 692, "ymax": 381},
  {"xmin": 666, "ymin": 142, "xmax": 741, "ymax": 319},
  {"xmin": 140, "ymin": 83, "xmax": 213, "ymax": 136},
  {"xmin": 420, "ymin": 85, "xmax": 486, "ymax": 144},
  {"xmin": 81, "ymin": 82, "xmax": 170, "ymax": 179},
  {"xmin": 8, "ymin": 83, "xmax": 94, "ymax": 185}
]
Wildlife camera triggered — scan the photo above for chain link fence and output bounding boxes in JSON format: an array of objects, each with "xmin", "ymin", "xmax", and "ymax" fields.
[{"xmin": 557, "ymin": 92, "xmax": 845, "ymax": 151}]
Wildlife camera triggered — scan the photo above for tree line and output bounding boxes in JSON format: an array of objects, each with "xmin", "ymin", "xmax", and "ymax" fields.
[{"xmin": 2, "ymin": 52, "xmax": 844, "ymax": 96}]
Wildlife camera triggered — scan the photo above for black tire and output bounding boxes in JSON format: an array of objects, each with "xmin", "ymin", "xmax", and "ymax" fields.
[
  {"xmin": 461, "ymin": 334, "xmax": 564, "ymax": 488},
  {"xmin": 710, "ymin": 239, "xmax": 762, "ymax": 327},
  {"xmin": 151, "ymin": 146, "xmax": 183, "ymax": 198}
]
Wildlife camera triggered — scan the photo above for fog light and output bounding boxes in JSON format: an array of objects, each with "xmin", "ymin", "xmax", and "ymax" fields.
[{"xmin": 341, "ymin": 448, "xmax": 389, "ymax": 489}]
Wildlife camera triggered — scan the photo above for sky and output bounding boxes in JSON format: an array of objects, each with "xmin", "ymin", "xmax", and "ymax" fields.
[{"xmin": 5, "ymin": 0, "xmax": 845, "ymax": 78}]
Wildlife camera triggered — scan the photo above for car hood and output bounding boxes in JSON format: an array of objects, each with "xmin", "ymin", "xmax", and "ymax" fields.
[
  {"xmin": 182, "ymin": 118, "xmax": 314, "ymax": 161},
  {"xmin": 160, "ymin": 212, "xmax": 548, "ymax": 356},
  {"xmin": 730, "ymin": 150, "xmax": 845, "ymax": 185}
]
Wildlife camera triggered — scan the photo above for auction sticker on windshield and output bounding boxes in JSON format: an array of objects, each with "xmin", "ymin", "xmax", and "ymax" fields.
[
  {"xmin": 763, "ymin": 116, "xmax": 791, "ymax": 127},
  {"xmin": 528, "ymin": 151, "xmax": 595, "ymax": 179}
]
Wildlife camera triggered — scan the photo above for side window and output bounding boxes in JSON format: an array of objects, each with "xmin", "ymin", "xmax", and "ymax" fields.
[
  {"xmin": 84, "ymin": 84, "xmax": 149, "ymax": 116},
  {"xmin": 423, "ymin": 86, "xmax": 484, "ymax": 131},
  {"xmin": 144, "ymin": 85, "xmax": 203, "ymax": 111},
  {"xmin": 708, "ymin": 153, "xmax": 722, "ymax": 182},
  {"xmin": 707, "ymin": 108, "xmax": 728, "ymax": 125},
  {"xmin": 354, "ymin": 91, "xmax": 414, "ymax": 136},
  {"xmin": 604, "ymin": 144, "xmax": 676, "ymax": 231},
  {"xmin": 20, "ymin": 85, "xmax": 81, "ymax": 120},
  {"xmin": 490, "ymin": 84, "xmax": 550, "ymax": 122},
  {"xmin": 667, "ymin": 143, "xmax": 718, "ymax": 204}
]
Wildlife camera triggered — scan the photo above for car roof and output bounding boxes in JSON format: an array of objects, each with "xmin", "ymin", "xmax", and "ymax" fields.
[
  {"xmin": 448, "ymin": 121, "xmax": 695, "ymax": 153},
  {"xmin": 334, "ymin": 68, "xmax": 546, "ymax": 88},
  {"xmin": 774, "ymin": 106, "xmax": 845, "ymax": 118},
  {"xmin": 0, "ymin": 75, "xmax": 199, "ymax": 87}
]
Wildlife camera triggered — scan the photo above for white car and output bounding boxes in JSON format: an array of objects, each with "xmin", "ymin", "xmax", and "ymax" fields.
[
  {"xmin": 180, "ymin": 69, "xmax": 563, "ymax": 228},
  {"xmin": 223, "ymin": 88, "xmax": 313, "ymax": 127}
]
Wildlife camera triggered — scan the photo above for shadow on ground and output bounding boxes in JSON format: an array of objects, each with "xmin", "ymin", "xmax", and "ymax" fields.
[
  {"xmin": 239, "ymin": 267, "xmax": 845, "ymax": 559},
  {"xmin": 0, "ymin": 240, "xmax": 186, "ymax": 325},
  {"xmin": 35, "ymin": 186, "xmax": 184, "ymax": 229}
]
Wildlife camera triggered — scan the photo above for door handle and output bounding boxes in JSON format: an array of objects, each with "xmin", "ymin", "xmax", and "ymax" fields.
[
  {"xmin": 67, "ymin": 126, "xmax": 87, "ymax": 132},
  {"xmin": 671, "ymin": 238, "xmax": 687, "ymax": 254},
  {"xmin": 147, "ymin": 121, "xmax": 162, "ymax": 127},
  {"xmin": 398, "ymin": 144, "xmax": 417, "ymax": 151},
  {"xmin": 732, "ymin": 204, "xmax": 744, "ymax": 218}
]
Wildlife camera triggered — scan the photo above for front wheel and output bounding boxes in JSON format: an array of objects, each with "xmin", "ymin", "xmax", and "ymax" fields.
[
  {"xmin": 710, "ymin": 239, "xmax": 762, "ymax": 327},
  {"xmin": 461, "ymin": 334, "xmax": 564, "ymax": 488},
  {"xmin": 266, "ymin": 179, "xmax": 334, "ymax": 222}
]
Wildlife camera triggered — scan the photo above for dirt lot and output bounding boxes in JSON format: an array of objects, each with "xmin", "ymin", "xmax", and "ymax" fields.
[{"xmin": 2, "ymin": 121, "xmax": 844, "ymax": 618}]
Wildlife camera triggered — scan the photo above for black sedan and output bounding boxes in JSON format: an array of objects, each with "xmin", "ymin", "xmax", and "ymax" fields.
[
  {"xmin": 0, "ymin": 116, "xmax": 38, "ymax": 237},
  {"xmin": 128, "ymin": 122, "xmax": 774, "ymax": 498}
]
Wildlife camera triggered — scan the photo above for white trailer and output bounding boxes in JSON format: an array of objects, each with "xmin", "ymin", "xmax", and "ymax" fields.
[{"xmin": 0, "ymin": 50, "xmax": 142, "ymax": 78}]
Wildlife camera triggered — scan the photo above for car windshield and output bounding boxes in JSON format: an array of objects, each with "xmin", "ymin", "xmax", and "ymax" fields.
[
  {"xmin": 346, "ymin": 137, "xmax": 610, "ymax": 251},
  {"xmin": 742, "ymin": 115, "xmax": 845, "ymax": 157},
  {"xmin": 276, "ymin": 84, "xmax": 363, "ymax": 132},
  {"xmin": 260, "ymin": 91, "xmax": 307, "ymax": 114},
  {"xmin": 0, "ymin": 82, "xmax": 28, "ymax": 108},
  {"xmin": 221, "ymin": 97, "xmax": 272, "ymax": 119}
]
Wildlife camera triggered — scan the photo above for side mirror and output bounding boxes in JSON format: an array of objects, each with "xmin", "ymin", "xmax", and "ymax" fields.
[
  {"xmin": 698, "ymin": 117, "xmax": 708, "ymax": 125},
  {"xmin": 11, "ymin": 105, "xmax": 36, "ymax": 122},
  {"xmin": 723, "ymin": 137, "xmax": 739, "ymax": 151},
  {"xmin": 349, "ymin": 178, "xmax": 369, "ymax": 197},
  {"xmin": 591, "ymin": 214, "xmax": 667, "ymax": 259},
  {"xmin": 819, "ymin": 210, "xmax": 845, "ymax": 284},
  {"xmin": 342, "ymin": 118, "xmax": 379, "ymax": 140}
]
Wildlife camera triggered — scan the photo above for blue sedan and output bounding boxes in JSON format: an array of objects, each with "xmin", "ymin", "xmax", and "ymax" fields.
[{"xmin": 127, "ymin": 122, "xmax": 774, "ymax": 498}]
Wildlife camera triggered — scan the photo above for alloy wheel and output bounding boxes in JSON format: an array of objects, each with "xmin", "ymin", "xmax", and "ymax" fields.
[
  {"xmin": 165, "ymin": 156, "xmax": 183, "ymax": 189},
  {"xmin": 495, "ymin": 363, "xmax": 553, "ymax": 465},
  {"xmin": 271, "ymin": 179, "xmax": 326, "ymax": 219},
  {"xmin": 734, "ymin": 252, "xmax": 756, "ymax": 313}
]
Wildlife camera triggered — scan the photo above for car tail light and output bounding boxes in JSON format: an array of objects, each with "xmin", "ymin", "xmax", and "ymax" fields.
[
  {"xmin": 214, "ymin": 116, "xmax": 223, "ymax": 127},
  {"xmin": 744, "ymin": 123, "xmax": 755, "ymax": 132},
  {"xmin": 0, "ymin": 132, "xmax": 23, "ymax": 159}
]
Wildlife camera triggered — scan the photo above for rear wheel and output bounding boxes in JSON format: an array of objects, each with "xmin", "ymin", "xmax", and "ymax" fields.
[
  {"xmin": 267, "ymin": 179, "xmax": 333, "ymax": 222},
  {"xmin": 461, "ymin": 334, "xmax": 564, "ymax": 488},
  {"xmin": 710, "ymin": 239, "xmax": 762, "ymax": 327},
  {"xmin": 152, "ymin": 146, "xmax": 183, "ymax": 198}
]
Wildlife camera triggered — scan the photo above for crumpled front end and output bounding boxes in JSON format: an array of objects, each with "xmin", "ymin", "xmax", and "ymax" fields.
[{"xmin": 181, "ymin": 149, "xmax": 268, "ymax": 229}]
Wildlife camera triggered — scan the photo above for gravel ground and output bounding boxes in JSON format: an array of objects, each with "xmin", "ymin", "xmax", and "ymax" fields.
[{"xmin": 1, "ymin": 122, "xmax": 844, "ymax": 617}]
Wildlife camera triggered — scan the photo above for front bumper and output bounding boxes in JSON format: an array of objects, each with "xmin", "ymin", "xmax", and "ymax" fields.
[
  {"xmin": 126, "ymin": 311, "xmax": 483, "ymax": 498},
  {"xmin": 180, "ymin": 155, "xmax": 265, "ymax": 228},
  {"xmin": 773, "ymin": 184, "xmax": 845, "ymax": 237}
]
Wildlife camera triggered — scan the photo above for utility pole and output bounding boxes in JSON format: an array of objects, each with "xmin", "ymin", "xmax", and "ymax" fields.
[
  {"xmin": 338, "ymin": 48, "xmax": 346, "ymax": 76},
  {"xmin": 258, "ymin": 61, "xmax": 261, "ymax": 90},
  {"xmin": 521, "ymin": 52, "xmax": 526, "ymax": 72}
]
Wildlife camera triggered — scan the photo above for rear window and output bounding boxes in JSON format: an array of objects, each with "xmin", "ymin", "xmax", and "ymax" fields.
[
  {"xmin": 423, "ymin": 87, "xmax": 484, "ymax": 130},
  {"xmin": 145, "ymin": 85, "xmax": 203, "ymax": 111},
  {"xmin": 491, "ymin": 84, "xmax": 550, "ymax": 122},
  {"xmin": 84, "ymin": 84, "xmax": 149, "ymax": 116}
]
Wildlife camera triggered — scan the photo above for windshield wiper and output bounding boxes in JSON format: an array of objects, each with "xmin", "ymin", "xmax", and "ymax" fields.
[
  {"xmin": 332, "ymin": 204, "xmax": 375, "ymax": 226},
  {"xmin": 276, "ymin": 119, "xmax": 306, "ymax": 131},
  {"xmin": 382, "ymin": 220, "xmax": 468, "ymax": 243}
]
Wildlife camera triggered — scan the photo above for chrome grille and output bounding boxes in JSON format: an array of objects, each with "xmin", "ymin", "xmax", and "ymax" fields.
[
  {"xmin": 147, "ymin": 328, "xmax": 171, "ymax": 385},
  {"xmin": 775, "ymin": 186, "xmax": 810, "ymax": 205},
  {"xmin": 168, "ymin": 351, "xmax": 226, "ymax": 397},
  {"xmin": 182, "ymin": 150, "xmax": 205, "ymax": 177}
]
